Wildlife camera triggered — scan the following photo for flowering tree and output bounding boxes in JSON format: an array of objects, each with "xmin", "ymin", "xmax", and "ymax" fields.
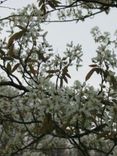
[{"xmin": 0, "ymin": 0, "xmax": 117, "ymax": 156}]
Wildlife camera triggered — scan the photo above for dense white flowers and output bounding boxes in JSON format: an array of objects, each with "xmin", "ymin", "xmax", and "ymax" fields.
[{"xmin": 0, "ymin": 1, "xmax": 117, "ymax": 156}]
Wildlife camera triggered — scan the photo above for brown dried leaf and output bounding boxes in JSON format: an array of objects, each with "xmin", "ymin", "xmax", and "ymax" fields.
[
  {"xmin": 7, "ymin": 62, "xmax": 11, "ymax": 73},
  {"xmin": 85, "ymin": 68, "xmax": 96, "ymax": 81},
  {"xmin": 65, "ymin": 72, "xmax": 71, "ymax": 78},
  {"xmin": 28, "ymin": 64, "xmax": 37, "ymax": 76},
  {"xmin": 46, "ymin": 69, "xmax": 59, "ymax": 73},
  {"xmin": 60, "ymin": 77, "xmax": 63, "ymax": 88},
  {"xmin": 48, "ymin": 0, "xmax": 56, "ymax": 9},
  {"xmin": 63, "ymin": 66, "xmax": 68, "ymax": 73},
  {"xmin": 89, "ymin": 64, "xmax": 98, "ymax": 67},
  {"xmin": 7, "ymin": 44, "xmax": 15, "ymax": 57},
  {"xmin": 63, "ymin": 76, "xmax": 68, "ymax": 84},
  {"xmin": 45, "ymin": 74, "xmax": 53, "ymax": 79},
  {"xmin": 38, "ymin": 0, "xmax": 44, "ymax": 7},
  {"xmin": 12, "ymin": 63, "xmax": 20, "ymax": 73},
  {"xmin": 27, "ymin": 58, "xmax": 37, "ymax": 63},
  {"xmin": 85, "ymin": 67, "xmax": 103, "ymax": 81},
  {"xmin": 7, "ymin": 30, "xmax": 26, "ymax": 48}
]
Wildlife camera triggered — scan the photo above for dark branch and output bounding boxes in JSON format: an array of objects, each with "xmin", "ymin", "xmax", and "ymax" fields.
[{"xmin": 0, "ymin": 81, "xmax": 29, "ymax": 92}]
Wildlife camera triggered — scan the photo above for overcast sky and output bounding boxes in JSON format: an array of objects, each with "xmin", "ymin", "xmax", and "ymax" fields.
[{"xmin": 1, "ymin": 0, "xmax": 117, "ymax": 86}]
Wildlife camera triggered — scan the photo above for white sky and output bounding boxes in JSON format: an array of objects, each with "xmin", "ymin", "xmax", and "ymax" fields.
[{"xmin": 0, "ymin": 0, "xmax": 117, "ymax": 86}]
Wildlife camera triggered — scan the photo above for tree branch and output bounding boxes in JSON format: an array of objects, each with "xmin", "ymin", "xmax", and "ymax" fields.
[{"xmin": 0, "ymin": 81, "xmax": 29, "ymax": 92}]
